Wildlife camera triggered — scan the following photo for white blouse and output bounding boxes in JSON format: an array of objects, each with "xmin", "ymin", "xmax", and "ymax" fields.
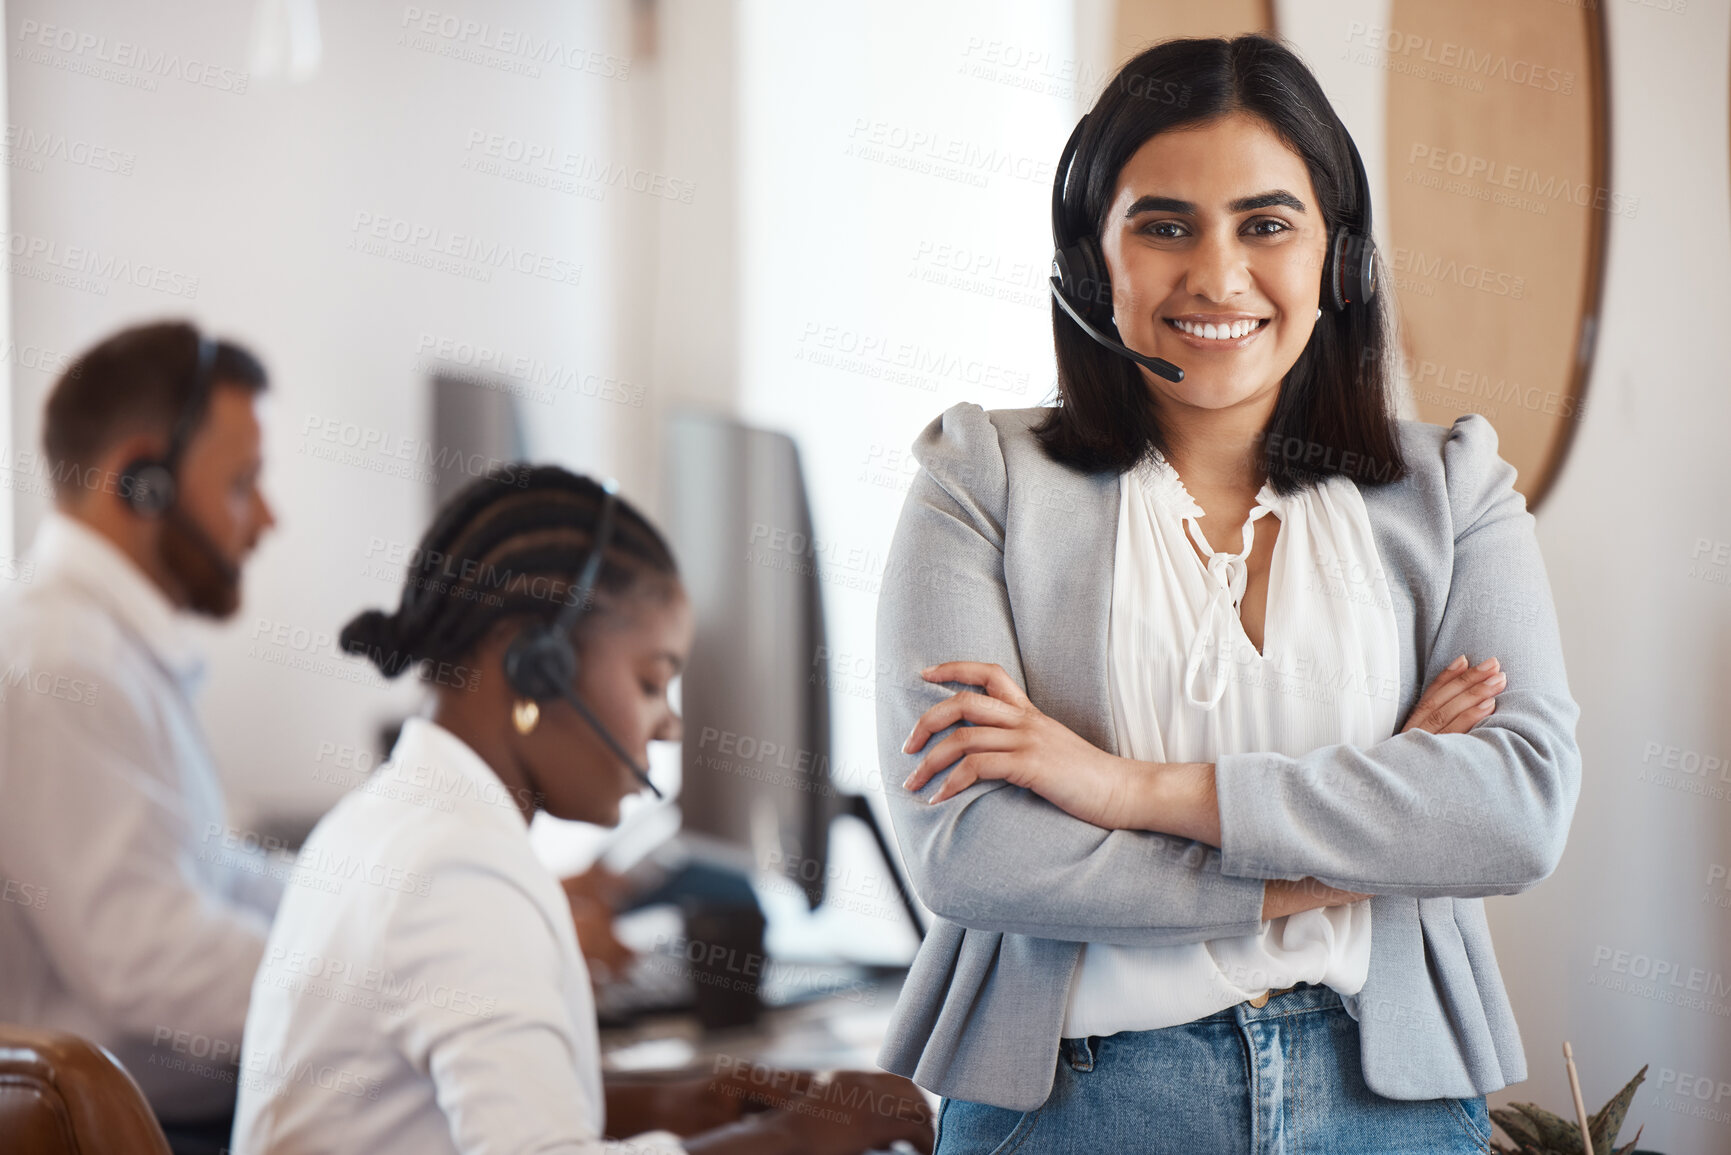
[{"xmin": 1059, "ymin": 448, "xmax": 1401, "ymax": 1039}]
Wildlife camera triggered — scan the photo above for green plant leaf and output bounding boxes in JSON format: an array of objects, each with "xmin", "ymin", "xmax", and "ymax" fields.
[
  {"xmin": 1490, "ymin": 1104, "xmax": 1544, "ymax": 1148},
  {"xmin": 1588, "ymin": 1064, "xmax": 1648, "ymax": 1153},
  {"xmin": 1610, "ymin": 1122, "xmax": 1644, "ymax": 1155},
  {"xmin": 1512, "ymin": 1102, "xmax": 1581, "ymax": 1149}
]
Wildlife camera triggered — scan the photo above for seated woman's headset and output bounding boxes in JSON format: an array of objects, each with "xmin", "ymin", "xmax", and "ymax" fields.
[{"xmin": 501, "ymin": 478, "xmax": 664, "ymax": 799}]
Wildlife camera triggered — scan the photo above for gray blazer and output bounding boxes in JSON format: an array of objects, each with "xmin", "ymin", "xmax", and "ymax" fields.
[{"xmin": 872, "ymin": 401, "xmax": 1581, "ymax": 1113}]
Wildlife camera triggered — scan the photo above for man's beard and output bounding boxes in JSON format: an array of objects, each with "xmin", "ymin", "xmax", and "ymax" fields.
[{"xmin": 159, "ymin": 506, "xmax": 244, "ymax": 618}]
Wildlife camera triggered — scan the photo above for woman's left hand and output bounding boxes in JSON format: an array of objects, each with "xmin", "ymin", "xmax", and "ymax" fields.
[{"xmin": 900, "ymin": 661, "xmax": 1149, "ymax": 829}]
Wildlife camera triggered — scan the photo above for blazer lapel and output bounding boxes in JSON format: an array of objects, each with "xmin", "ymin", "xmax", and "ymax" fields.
[{"xmin": 1002, "ymin": 460, "xmax": 1122, "ymax": 760}]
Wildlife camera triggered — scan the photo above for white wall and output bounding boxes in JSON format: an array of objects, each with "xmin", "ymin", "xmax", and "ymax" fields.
[
  {"xmin": 736, "ymin": 0, "xmax": 1079, "ymax": 958},
  {"xmin": 5, "ymin": 0, "xmax": 640, "ymax": 823},
  {"xmin": 738, "ymin": 0, "xmax": 1078, "ymax": 793}
]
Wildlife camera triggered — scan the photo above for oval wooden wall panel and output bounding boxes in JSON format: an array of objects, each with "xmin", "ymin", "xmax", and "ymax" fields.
[
  {"xmin": 1115, "ymin": 0, "xmax": 1272, "ymax": 61},
  {"xmin": 1383, "ymin": 1, "xmax": 1607, "ymax": 508}
]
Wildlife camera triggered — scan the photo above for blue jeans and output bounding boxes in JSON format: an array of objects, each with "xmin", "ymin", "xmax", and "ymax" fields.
[{"xmin": 933, "ymin": 983, "xmax": 1492, "ymax": 1154}]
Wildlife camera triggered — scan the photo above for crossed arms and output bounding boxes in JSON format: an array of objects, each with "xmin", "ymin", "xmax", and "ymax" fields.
[{"xmin": 875, "ymin": 404, "xmax": 1582, "ymax": 946}]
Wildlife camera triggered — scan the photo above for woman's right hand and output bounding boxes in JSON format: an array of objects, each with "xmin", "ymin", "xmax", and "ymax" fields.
[
  {"xmin": 1261, "ymin": 654, "xmax": 1508, "ymax": 921},
  {"xmin": 1399, "ymin": 653, "xmax": 1506, "ymax": 735}
]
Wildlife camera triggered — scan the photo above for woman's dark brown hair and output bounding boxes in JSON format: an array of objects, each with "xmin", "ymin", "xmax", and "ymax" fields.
[{"xmin": 1037, "ymin": 33, "xmax": 1408, "ymax": 496}]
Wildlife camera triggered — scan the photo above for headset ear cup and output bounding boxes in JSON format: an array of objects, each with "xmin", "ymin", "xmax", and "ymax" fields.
[
  {"xmin": 1325, "ymin": 230, "xmax": 1348, "ymax": 312},
  {"xmin": 1325, "ymin": 231, "xmax": 1378, "ymax": 310},
  {"xmin": 1053, "ymin": 243, "xmax": 1091, "ymax": 323},
  {"xmin": 503, "ymin": 623, "xmax": 578, "ymax": 701},
  {"xmin": 1352, "ymin": 235, "xmax": 1378, "ymax": 305},
  {"xmin": 1056, "ymin": 237, "xmax": 1114, "ymax": 327},
  {"xmin": 1076, "ymin": 237, "xmax": 1113, "ymax": 325},
  {"xmin": 122, "ymin": 461, "xmax": 176, "ymax": 516}
]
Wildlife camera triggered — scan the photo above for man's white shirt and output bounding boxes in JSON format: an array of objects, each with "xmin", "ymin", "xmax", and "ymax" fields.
[{"xmin": 0, "ymin": 510, "xmax": 284, "ymax": 1120}]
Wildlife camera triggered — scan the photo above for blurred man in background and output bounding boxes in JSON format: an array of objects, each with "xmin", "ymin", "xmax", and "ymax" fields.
[{"xmin": 0, "ymin": 320, "xmax": 281, "ymax": 1155}]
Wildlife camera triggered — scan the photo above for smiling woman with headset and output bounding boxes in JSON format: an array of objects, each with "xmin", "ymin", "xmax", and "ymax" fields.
[
  {"xmin": 229, "ymin": 466, "xmax": 935, "ymax": 1155},
  {"xmin": 873, "ymin": 34, "xmax": 1581, "ymax": 1153}
]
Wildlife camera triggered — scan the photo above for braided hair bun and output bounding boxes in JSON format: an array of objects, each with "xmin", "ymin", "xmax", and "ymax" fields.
[{"xmin": 338, "ymin": 608, "xmax": 404, "ymax": 669}]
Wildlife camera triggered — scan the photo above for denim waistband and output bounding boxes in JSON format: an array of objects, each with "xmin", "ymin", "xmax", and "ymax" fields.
[
  {"xmin": 1214, "ymin": 980, "xmax": 1342, "ymax": 1021},
  {"xmin": 1059, "ymin": 982, "xmax": 1343, "ymax": 1072}
]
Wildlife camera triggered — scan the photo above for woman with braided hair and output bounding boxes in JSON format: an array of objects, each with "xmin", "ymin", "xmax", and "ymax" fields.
[{"xmin": 230, "ymin": 465, "xmax": 935, "ymax": 1155}]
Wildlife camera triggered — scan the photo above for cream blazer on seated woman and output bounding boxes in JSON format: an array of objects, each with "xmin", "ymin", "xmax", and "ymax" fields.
[{"xmin": 231, "ymin": 715, "xmax": 686, "ymax": 1155}]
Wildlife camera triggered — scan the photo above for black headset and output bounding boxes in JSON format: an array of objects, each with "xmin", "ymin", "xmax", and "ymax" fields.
[
  {"xmin": 501, "ymin": 477, "xmax": 664, "ymax": 799},
  {"xmin": 1049, "ymin": 111, "xmax": 1378, "ymax": 381},
  {"xmin": 119, "ymin": 333, "xmax": 219, "ymax": 516}
]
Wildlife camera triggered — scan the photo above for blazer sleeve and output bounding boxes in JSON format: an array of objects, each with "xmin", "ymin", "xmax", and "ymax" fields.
[
  {"xmin": 1213, "ymin": 414, "xmax": 1583, "ymax": 897},
  {"xmin": 876, "ymin": 402, "xmax": 1270, "ymax": 946}
]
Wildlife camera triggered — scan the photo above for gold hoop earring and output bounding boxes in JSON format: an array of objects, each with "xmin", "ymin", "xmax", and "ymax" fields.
[{"xmin": 512, "ymin": 698, "xmax": 540, "ymax": 736}]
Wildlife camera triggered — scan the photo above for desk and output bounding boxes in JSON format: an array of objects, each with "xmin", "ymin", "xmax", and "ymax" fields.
[
  {"xmin": 601, "ymin": 968, "xmax": 933, "ymax": 1151},
  {"xmin": 600, "ymin": 968, "xmax": 926, "ymax": 1091},
  {"xmin": 599, "ymin": 967, "xmax": 941, "ymax": 1149}
]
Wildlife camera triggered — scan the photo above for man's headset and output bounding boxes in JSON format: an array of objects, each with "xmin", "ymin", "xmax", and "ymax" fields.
[
  {"xmin": 501, "ymin": 477, "xmax": 664, "ymax": 799},
  {"xmin": 1048, "ymin": 111, "xmax": 1379, "ymax": 383},
  {"xmin": 119, "ymin": 333, "xmax": 219, "ymax": 516}
]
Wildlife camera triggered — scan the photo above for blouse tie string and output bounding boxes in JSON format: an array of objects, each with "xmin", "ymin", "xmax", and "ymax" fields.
[{"xmin": 1181, "ymin": 500, "xmax": 1279, "ymax": 711}]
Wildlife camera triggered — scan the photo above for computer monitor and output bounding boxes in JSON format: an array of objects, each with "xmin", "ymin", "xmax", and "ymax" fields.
[
  {"xmin": 660, "ymin": 410, "xmax": 838, "ymax": 908},
  {"xmin": 429, "ymin": 372, "xmax": 527, "ymax": 509}
]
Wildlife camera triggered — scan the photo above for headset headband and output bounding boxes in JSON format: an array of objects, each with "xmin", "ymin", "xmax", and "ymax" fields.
[
  {"xmin": 165, "ymin": 335, "xmax": 219, "ymax": 474},
  {"xmin": 1340, "ymin": 121, "xmax": 1373, "ymax": 238},
  {"xmin": 1051, "ymin": 112, "xmax": 1372, "ymax": 253},
  {"xmin": 554, "ymin": 477, "xmax": 619, "ymax": 635},
  {"xmin": 1051, "ymin": 116, "xmax": 1088, "ymax": 250}
]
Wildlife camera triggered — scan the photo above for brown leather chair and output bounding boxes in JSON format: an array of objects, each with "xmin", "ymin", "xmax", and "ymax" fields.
[{"xmin": 0, "ymin": 1025, "xmax": 173, "ymax": 1154}]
